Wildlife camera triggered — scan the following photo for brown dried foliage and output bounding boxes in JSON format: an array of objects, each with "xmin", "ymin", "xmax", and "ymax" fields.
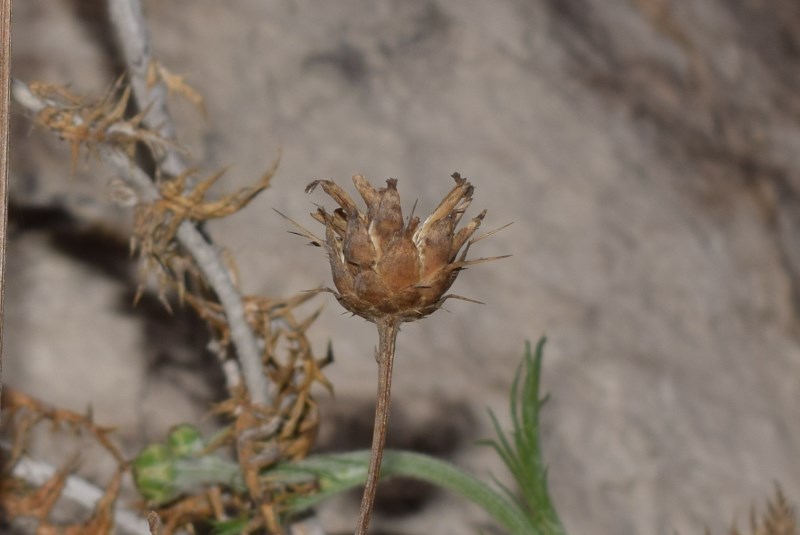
[
  {"xmin": 131, "ymin": 157, "xmax": 278, "ymax": 305},
  {"xmin": 168, "ymin": 291, "xmax": 331, "ymax": 533},
  {"xmin": 6, "ymin": 77, "xmax": 329, "ymax": 534},
  {"xmin": 28, "ymin": 80, "xmax": 171, "ymax": 173},
  {"xmin": 148, "ymin": 61, "xmax": 207, "ymax": 117},
  {"xmin": 122, "ymin": 87, "xmax": 328, "ymax": 529},
  {"xmin": 0, "ymin": 389, "xmax": 127, "ymax": 534}
]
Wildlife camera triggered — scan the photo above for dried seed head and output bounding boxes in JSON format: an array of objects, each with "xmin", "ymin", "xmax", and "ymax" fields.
[{"xmin": 306, "ymin": 173, "xmax": 499, "ymax": 323}]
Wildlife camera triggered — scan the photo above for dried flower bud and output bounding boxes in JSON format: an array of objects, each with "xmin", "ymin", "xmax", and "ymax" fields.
[{"xmin": 305, "ymin": 173, "xmax": 497, "ymax": 323}]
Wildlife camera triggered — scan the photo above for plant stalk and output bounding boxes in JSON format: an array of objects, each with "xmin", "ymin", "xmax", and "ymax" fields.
[
  {"xmin": 355, "ymin": 317, "xmax": 400, "ymax": 535},
  {"xmin": 0, "ymin": 0, "xmax": 10, "ymax": 417}
]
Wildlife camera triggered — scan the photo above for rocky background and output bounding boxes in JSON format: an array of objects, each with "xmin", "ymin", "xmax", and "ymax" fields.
[{"xmin": 5, "ymin": 1, "xmax": 800, "ymax": 534}]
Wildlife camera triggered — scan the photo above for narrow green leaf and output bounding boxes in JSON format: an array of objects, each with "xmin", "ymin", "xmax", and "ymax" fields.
[
  {"xmin": 479, "ymin": 337, "xmax": 568, "ymax": 535},
  {"xmin": 270, "ymin": 450, "xmax": 540, "ymax": 535}
]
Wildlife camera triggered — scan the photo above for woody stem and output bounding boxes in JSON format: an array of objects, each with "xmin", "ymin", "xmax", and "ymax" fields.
[{"xmin": 355, "ymin": 317, "xmax": 400, "ymax": 535}]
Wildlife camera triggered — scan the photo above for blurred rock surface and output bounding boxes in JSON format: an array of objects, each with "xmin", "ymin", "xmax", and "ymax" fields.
[{"xmin": 5, "ymin": 1, "xmax": 800, "ymax": 534}]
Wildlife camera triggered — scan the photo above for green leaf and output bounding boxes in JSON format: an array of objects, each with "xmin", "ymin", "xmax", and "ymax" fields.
[
  {"xmin": 133, "ymin": 339, "xmax": 569, "ymax": 535},
  {"xmin": 268, "ymin": 449, "xmax": 539, "ymax": 535},
  {"xmin": 482, "ymin": 337, "xmax": 566, "ymax": 535}
]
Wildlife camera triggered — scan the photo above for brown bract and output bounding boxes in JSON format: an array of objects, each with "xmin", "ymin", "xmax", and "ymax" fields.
[{"xmin": 305, "ymin": 172, "xmax": 500, "ymax": 323}]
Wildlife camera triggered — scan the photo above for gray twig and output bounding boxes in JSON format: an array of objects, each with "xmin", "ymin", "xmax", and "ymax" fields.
[{"xmin": 107, "ymin": 0, "xmax": 186, "ymax": 177}]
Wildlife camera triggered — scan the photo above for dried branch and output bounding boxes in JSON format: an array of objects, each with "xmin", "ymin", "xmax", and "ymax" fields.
[
  {"xmin": 0, "ymin": 388, "xmax": 160, "ymax": 535},
  {"xmin": 11, "ymin": 6, "xmax": 331, "ymax": 529},
  {"xmin": 10, "ymin": 79, "xmax": 274, "ymax": 407},
  {"xmin": 11, "ymin": 78, "xmax": 329, "ymax": 533},
  {"xmin": 106, "ymin": 0, "xmax": 279, "ymax": 409},
  {"xmin": 10, "ymin": 454, "xmax": 152, "ymax": 535}
]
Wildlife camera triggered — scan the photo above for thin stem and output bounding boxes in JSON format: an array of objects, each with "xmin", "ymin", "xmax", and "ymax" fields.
[
  {"xmin": 355, "ymin": 317, "xmax": 400, "ymax": 535},
  {"xmin": 107, "ymin": 0, "xmax": 186, "ymax": 177},
  {"xmin": 175, "ymin": 222, "xmax": 273, "ymax": 404},
  {"xmin": 0, "ymin": 0, "xmax": 11, "ymax": 417}
]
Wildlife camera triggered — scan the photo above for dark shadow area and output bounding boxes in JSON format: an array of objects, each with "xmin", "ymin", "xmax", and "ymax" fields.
[
  {"xmin": 7, "ymin": 202, "xmax": 228, "ymax": 408},
  {"xmin": 316, "ymin": 395, "xmax": 476, "ymax": 517}
]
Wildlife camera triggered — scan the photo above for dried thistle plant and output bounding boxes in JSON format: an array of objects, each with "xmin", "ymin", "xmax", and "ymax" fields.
[
  {"xmin": 14, "ymin": 73, "xmax": 335, "ymax": 532},
  {"xmin": 300, "ymin": 172, "xmax": 507, "ymax": 534}
]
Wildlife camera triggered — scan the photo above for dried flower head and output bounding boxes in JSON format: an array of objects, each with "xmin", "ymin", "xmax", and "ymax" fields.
[
  {"xmin": 296, "ymin": 172, "xmax": 506, "ymax": 534},
  {"xmin": 305, "ymin": 172, "xmax": 502, "ymax": 323}
]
